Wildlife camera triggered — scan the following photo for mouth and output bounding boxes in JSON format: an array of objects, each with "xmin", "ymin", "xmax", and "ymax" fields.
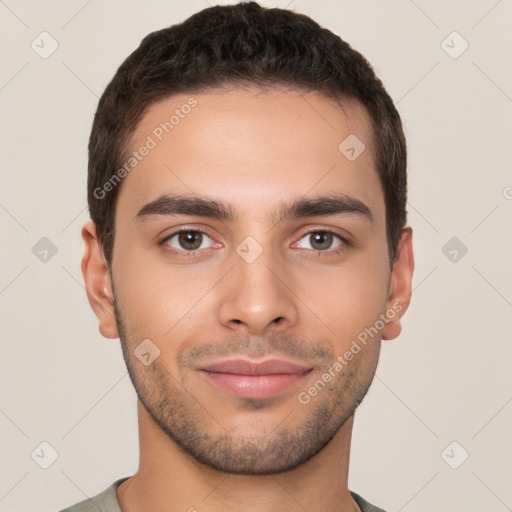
[{"xmin": 198, "ymin": 358, "xmax": 314, "ymax": 399}]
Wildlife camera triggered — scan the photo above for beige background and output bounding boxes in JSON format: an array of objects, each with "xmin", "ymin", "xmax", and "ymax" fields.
[{"xmin": 1, "ymin": 0, "xmax": 511, "ymax": 511}]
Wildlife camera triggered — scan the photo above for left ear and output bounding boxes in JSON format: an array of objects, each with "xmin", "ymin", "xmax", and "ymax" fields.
[{"xmin": 382, "ymin": 227, "xmax": 414, "ymax": 340}]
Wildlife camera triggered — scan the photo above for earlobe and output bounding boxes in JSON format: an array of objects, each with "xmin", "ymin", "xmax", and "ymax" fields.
[
  {"xmin": 81, "ymin": 221, "xmax": 119, "ymax": 339},
  {"xmin": 382, "ymin": 227, "xmax": 414, "ymax": 341}
]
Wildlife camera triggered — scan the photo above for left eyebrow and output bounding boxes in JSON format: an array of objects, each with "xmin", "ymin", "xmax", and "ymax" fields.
[
  {"xmin": 275, "ymin": 193, "xmax": 374, "ymax": 225},
  {"xmin": 134, "ymin": 193, "xmax": 374, "ymax": 225}
]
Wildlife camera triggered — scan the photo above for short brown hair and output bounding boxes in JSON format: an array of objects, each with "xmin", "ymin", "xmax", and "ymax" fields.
[{"xmin": 88, "ymin": 1, "xmax": 407, "ymax": 267}]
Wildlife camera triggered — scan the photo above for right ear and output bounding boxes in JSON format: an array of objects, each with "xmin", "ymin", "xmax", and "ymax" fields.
[{"xmin": 81, "ymin": 221, "xmax": 119, "ymax": 339}]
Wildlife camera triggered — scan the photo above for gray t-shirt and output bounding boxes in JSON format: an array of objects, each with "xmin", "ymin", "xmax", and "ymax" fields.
[{"xmin": 58, "ymin": 477, "xmax": 387, "ymax": 512}]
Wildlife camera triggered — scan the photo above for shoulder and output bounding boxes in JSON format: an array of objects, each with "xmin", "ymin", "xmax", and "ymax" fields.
[
  {"xmin": 350, "ymin": 490, "xmax": 388, "ymax": 512},
  {"xmin": 57, "ymin": 477, "xmax": 130, "ymax": 512}
]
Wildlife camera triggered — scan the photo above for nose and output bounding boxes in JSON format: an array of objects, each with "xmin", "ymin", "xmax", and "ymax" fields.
[{"xmin": 216, "ymin": 243, "xmax": 299, "ymax": 335}]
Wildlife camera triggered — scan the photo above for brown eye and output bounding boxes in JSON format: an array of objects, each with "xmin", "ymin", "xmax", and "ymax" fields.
[
  {"xmin": 164, "ymin": 230, "xmax": 212, "ymax": 251},
  {"xmin": 298, "ymin": 231, "xmax": 344, "ymax": 251}
]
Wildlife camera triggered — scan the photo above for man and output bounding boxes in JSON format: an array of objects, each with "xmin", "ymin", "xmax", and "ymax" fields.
[{"xmin": 62, "ymin": 2, "xmax": 414, "ymax": 510}]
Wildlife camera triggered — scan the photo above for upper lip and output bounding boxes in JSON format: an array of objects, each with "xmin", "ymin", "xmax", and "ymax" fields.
[{"xmin": 199, "ymin": 358, "xmax": 313, "ymax": 375}]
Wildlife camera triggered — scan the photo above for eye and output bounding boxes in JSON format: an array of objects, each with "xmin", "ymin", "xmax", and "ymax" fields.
[
  {"xmin": 163, "ymin": 230, "xmax": 214, "ymax": 252},
  {"xmin": 297, "ymin": 230, "xmax": 346, "ymax": 252}
]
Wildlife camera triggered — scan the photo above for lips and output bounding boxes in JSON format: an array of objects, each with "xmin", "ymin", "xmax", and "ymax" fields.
[
  {"xmin": 200, "ymin": 358, "xmax": 312, "ymax": 375},
  {"xmin": 198, "ymin": 358, "xmax": 313, "ymax": 399}
]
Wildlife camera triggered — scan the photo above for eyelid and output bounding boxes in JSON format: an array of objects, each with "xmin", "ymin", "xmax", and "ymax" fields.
[
  {"xmin": 159, "ymin": 226, "xmax": 351, "ymax": 256},
  {"xmin": 299, "ymin": 227, "xmax": 349, "ymax": 242},
  {"xmin": 160, "ymin": 228, "xmax": 218, "ymax": 248},
  {"xmin": 293, "ymin": 228, "xmax": 349, "ymax": 250}
]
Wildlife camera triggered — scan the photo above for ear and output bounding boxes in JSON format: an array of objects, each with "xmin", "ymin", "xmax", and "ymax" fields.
[
  {"xmin": 81, "ymin": 221, "xmax": 119, "ymax": 339},
  {"xmin": 382, "ymin": 227, "xmax": 414, "ymax": 340}
]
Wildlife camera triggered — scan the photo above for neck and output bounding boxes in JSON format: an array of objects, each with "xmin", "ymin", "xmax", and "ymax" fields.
[{"xmin": 116, "ymin": 399, "xmax": 360, "ymax": 512}]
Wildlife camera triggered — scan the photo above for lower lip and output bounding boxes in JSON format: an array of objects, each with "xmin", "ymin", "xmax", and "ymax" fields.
[{"xmin": 199, "ymin": 370, "xmax": 312, "ymax": 399}]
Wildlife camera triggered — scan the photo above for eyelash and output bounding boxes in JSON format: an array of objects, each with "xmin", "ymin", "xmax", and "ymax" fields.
[{"xmin": 160, "ymin": 229, "xmax": 350, "ymax": 259}]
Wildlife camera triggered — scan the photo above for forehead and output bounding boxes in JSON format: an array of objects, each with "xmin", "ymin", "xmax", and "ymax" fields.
[{"xmin": 117, "ymin": 86, "xmax": 384, "ymax": 224}]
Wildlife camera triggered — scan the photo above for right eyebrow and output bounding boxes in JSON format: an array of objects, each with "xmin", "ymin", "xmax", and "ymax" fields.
[{"xmin": 135, "ymin": 195, "xmax": 236, "ymax": 222}]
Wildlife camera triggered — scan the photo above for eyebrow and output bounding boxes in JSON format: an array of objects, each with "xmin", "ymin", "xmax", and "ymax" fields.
[{"xmin": 134, "ymin": 193, "xmax": 374, "ymax": 225}]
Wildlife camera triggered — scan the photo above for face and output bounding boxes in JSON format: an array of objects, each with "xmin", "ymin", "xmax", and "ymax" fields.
[{"xmin": 83, "ymin": 86, "xmax": 413, "ymax": 475}]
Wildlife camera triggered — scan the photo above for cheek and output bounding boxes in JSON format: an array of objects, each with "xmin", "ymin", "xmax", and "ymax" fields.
[
  {"xmin": 113, "ymin": 226, "xmax": 390, "ymax": 349},
  {"xmin": 113, "ymin": 247, "xmax": 222, "ymax": 340},
  {"xmin": 294, "ymin": 251, "xmax": 390, "ymax": 346}
]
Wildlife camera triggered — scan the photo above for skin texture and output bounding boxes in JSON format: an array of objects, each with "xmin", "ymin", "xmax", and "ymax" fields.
[{"xmin": 81, "ymin": 86, "xmax": 414, "ymax": 512}]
